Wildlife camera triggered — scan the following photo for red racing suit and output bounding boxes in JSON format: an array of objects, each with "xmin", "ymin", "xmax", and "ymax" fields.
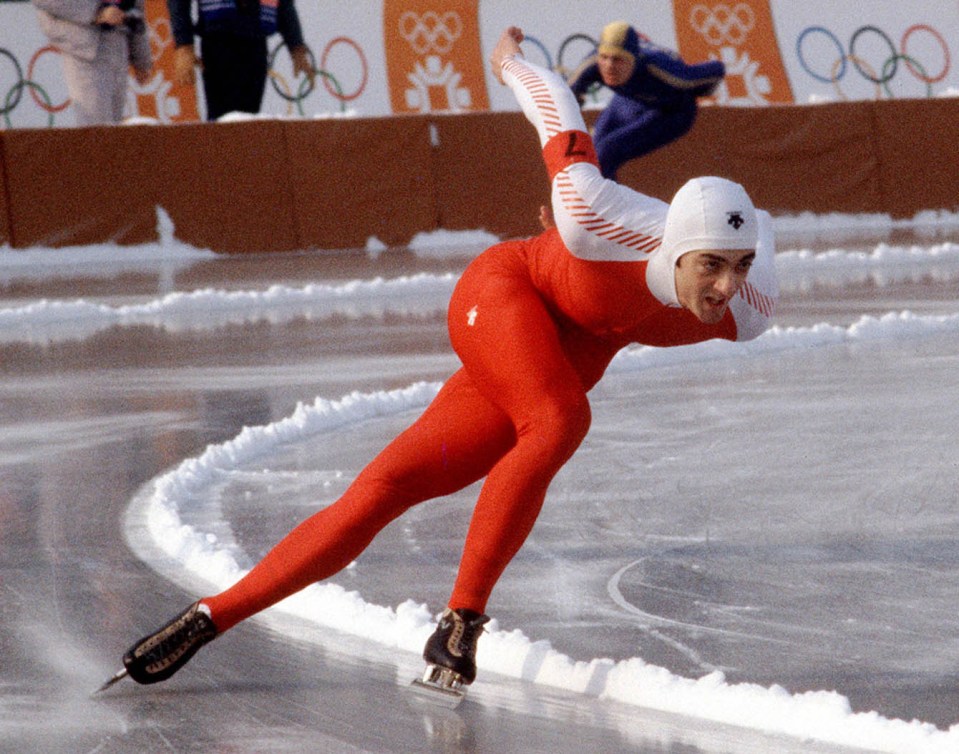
[{"xmin": 203, "ymin": 56, "xmax": 778, "ymax": 630}]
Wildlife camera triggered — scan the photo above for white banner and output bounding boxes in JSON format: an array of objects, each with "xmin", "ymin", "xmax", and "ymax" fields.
[{"xmin": 1, "ymin": 0, "xmax": 957, "ymax": 128}]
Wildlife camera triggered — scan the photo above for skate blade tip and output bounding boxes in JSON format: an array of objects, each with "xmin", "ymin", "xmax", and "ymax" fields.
[{"xmin": 93, "ymin": 668, "xmax": 128, "ymax": 695}]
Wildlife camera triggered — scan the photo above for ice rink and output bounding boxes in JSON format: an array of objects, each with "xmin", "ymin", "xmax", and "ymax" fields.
[{"xmin": 2, "ymin": 211, "xmax": 959, "ymax": 753}]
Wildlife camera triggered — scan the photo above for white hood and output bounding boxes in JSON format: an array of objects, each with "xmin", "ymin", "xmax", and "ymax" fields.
[{"xmin": 647, "ymin": 177, "xmax": 759, "ymax": 306}]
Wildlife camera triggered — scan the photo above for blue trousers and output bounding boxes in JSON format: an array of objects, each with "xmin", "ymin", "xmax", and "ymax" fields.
[
  {"xmin": 199, "ymin": 32, "xmax": 269, "ymax": 121},
  {"xmin": 593, "ymin": 94, "xmax": 697, "ymax": 179}
]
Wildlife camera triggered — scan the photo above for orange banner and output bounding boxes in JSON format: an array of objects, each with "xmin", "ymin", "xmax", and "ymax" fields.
[
  {"xmin": 134, "ymin": 0, "xmax": 201, "ymax": 121},
  {"xmin": 672, "ymin": 0, "xmax": 794, "ymax": 105},
  {"xmin": 383, "ymin": 0, "xmax": 489, "ymax": 114}
]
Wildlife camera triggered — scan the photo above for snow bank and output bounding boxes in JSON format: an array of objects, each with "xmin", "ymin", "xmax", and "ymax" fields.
[
  {"xmin": 2, "ymin": 229, "xmax": 959, "ymax": 346},
  {"xmin": 0, "ymin": 208, "xmax": 214, "ymax": 284}
]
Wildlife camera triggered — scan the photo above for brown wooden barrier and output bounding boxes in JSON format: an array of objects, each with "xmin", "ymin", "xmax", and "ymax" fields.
[
  {"xmin": 616, "ymin": 102, "xmax": 884, "ymax": 215},
  {"xmin": 871, "ymin": 98, "xmax": 959, "ymax": 216},
  {"xmin": 2, "ymin": 121, "xmax": 299, "ymax": 251},
  {"xmin": 429, "ymin": 111, "xmax": 549, "ymax": 240},
  {"xmin": 0, "ymin": 137, "xmax": 10, "ymax": 247},
  {"xmin": 0, "ymin": 99, "xmax": 957, "ymax": 252},
  {"xmin": 287, "ymin": 116, "xmax": 437, "ymax": 249},
  {"xmin": 2, "ymin": 125, "xmax": 159, "ymax": 248},
  {"xmin": 151, "ymin": 121, "xmax": 299, "ymax": 252}
]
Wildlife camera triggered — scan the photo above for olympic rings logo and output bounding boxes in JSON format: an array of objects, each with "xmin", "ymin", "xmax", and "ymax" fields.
[
  {"xmin": 1, "ymin": 45, "xmax": 68, "ymax": 127},
  {"xmin": 520, "ymin": 32, "xmax": 597, "ymax": 77},
  {"xmin": 268, "ymin": 36, "xmax": 368, "ymax": 114},
  {"xmin": 796, "ymin": 24, "xmax": 951, "ymax": 98},
  {"xmin": 398, "ymin": 11, "xmax": 462, "ymax": 56},
  {"xmin": 3, "ymin": 26, "xmax": 368, "ymax": 124},
  {"xmin": 689, "ymin": 3, "xmax": 756, "ymax": 46}
]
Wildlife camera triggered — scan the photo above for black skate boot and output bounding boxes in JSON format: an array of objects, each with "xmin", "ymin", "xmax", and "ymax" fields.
[
  {"xmin": 411, "ymin": 607, "xmax": 489, "ymax": 705},
  {"xmin": 121, "ymin": 601, "xmax": 218, "ymax": 685}
]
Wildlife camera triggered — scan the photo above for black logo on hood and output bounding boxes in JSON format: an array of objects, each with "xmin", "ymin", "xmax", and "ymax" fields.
[{"xmin": 727, "ymin": 211, "xmax": 746, "ymax": 230}]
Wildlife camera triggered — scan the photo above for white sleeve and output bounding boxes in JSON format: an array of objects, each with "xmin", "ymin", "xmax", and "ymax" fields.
[
  {"xmin": 501, "ymin": 55, "xmax": 668, "ymax": 262},
  {"xmin": 500, "ymin": 54, "xmax": 586, "ymax": 147},
  {"xmin": 550, "ymin": 162, "xmax": 668, "ymax": 262},
  {"xmin": 729, "ymin": 209, "xmax": 779, "ymax": 341}
]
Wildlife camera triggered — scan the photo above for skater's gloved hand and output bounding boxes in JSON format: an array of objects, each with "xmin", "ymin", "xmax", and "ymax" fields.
[
  {"xmin": 290, "ymin": 45, "xmax": 316, "ymax": 88},
  {"xmin": 173, "ymin": 45, "xmax": 199, "ymax": 87}
]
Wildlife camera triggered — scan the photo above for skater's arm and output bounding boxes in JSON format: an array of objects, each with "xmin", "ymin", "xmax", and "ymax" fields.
[
  {"xmin": 645, "ymin": 51, "xmax": 725, "ymax": 97},
  {"xmin": 490, "ymin": 28, "xmax": 666, "ymax": 262}
]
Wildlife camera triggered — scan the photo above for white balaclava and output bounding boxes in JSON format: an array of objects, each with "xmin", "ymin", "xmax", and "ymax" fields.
[{"xmin": 646, "ymin": 176, "xmax": 759, "ymax": 306}]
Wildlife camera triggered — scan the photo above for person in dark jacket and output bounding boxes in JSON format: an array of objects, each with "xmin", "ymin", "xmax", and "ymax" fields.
[
  {"xmin": 567, "ymin": 21, "xmax": 724, "ymax": 179},
  {"xmin": 166, "ymin": 0, "xmax": 314, "ymax": 121}
]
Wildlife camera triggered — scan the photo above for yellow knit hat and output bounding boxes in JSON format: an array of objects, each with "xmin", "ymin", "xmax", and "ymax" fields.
[{"xmin": 598, "ymin": 21, "xmax": 641, "ymax": 61}]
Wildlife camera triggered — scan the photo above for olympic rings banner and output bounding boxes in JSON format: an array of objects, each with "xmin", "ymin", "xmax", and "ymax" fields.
[
  {"xmin": 383, "ymin": 0, "xmax": 489, "ymax": 114},
  {"xmin": 1, "ymin": 0, "xmax": 958, "ymax": 128},
  {"xmin": 673, "ymin": 0, "xmax": 794, "ymax": 105}
]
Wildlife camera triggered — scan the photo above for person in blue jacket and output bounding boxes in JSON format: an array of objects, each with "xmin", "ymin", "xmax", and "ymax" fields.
[
  {"xmin": 167, "ymin": 0, "xmax": 314, "ymax": 121},
  {"xmin": 567, "ymin": 21, "xmax": 724, "ymax": 179}
]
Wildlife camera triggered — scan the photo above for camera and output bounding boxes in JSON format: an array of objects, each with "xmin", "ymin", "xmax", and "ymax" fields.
[{"xmin": 124, "ymin": 10, "xmax": 145, "ymax": 34}]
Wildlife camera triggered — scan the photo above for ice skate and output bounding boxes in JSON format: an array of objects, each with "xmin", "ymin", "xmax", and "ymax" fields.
[
  {"xmin": 410, "ymin": 607, "xmax": 489, "ymax": 707},
  {"xmin": 97, "ymin": 601, "xmax": 217, "ymax": 692}
]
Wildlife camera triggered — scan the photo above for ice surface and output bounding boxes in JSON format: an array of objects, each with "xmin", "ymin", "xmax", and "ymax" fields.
[{"xmin": 3, "ymin": 208, "xmax": 959, "ymax": 752}]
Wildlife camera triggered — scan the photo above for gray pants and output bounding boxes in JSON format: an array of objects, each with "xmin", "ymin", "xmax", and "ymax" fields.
[{"xmin": 60, "ymin": 29, "xmax": 129, "ymax": 126}]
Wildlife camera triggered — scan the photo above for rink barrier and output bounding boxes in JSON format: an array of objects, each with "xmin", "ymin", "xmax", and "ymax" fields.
[
  {"xmin": 0, "ymin": 133, "xmax": 10, "ymax": 245},
  {"xmin": 0, "ymin": 98, "xmax": 956, "ymax": 251}
]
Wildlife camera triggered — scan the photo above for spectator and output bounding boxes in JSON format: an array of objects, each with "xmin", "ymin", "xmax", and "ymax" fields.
[
  {"xmin": 568, "ymin": 21, "xmax": 725, "ymax": 179},
  {"xmin": 166, "ymin": 0, "xmax": 315, "ymax": 121},
  {"xmin": 31, "ymin": 0, "xmax": 152, "ymax": 126}
]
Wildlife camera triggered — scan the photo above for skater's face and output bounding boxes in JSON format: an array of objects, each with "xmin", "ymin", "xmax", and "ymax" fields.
[
  {"xmin": 674, "ymin": 249, "xmax": 755, "ymax": 324},
  {"xmin": 598, "ymin": 51, "xmax": 635, "ymax": 87}
]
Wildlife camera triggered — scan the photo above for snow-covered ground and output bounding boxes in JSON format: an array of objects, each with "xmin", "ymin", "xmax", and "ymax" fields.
[{"xmin": 3, "ymin": 208, "xmax": 959, "ymax": 753}]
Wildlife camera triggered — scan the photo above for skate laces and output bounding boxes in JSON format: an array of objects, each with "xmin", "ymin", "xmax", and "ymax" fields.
[
  {"xmin": 130, "ymin": 602, "xmax": 217, "ymax": 676},
  {"xmin": 442, "ymin": 608, "xmax": 489, "ymax": 658},
  {"xmin": 124, "ymin": 602, "xmax": 216, "ymax": 683}
]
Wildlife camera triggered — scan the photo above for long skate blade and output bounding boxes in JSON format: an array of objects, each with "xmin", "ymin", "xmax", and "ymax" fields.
[
  {"xmin": 94, "ymin": 668, "xmax": 128, "ymax": 694},
  {"xmin": 409, "ymin": 677, "xmax": 467, "ymax": 709}
]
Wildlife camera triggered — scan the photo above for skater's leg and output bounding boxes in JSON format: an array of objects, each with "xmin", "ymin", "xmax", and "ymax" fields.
[
  {"xmin": 594, "ymin": 98, "xmax": 697, "ymax": 179},
  {"xmin": 116, "ymin": 366, "xmax": 520, "ymax": 686},
  {"xmin": 115, "ymin": 240, "xmax": 614, "ymax": 687},
  {"xmin": 115, "ymin": 245, "xmax": 531, "ymax": 686},
  {"xmin": 203, "ymin": 368, "xmax": 517, "ymax": 632},
  {"xmin": 443, "ymin": 247, "xmax": 610, "ymax": 613}
]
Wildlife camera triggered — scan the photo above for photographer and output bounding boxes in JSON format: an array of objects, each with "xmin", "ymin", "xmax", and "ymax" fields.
[{"xmin": 32, "ymin": 0, "xmax": 153, "ymax": 126}]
